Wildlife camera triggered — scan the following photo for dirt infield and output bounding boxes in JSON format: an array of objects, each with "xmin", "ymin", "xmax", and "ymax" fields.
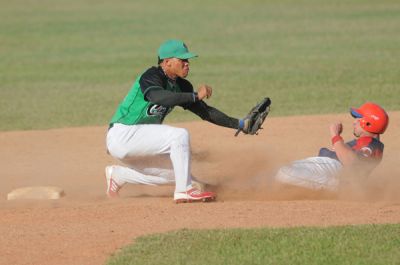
[{"xmin": 1, "ymin": 113, "xmax": 400, "ymax": 265}]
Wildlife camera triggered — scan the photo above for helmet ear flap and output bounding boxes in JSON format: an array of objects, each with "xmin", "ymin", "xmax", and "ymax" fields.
[
  {"xmin": 359, "ymin": 118, "xmax": 373, "ymax": 132},
  {"xmin": 359, "ymin": 118, "xmax": 367, "ymax": 130}
]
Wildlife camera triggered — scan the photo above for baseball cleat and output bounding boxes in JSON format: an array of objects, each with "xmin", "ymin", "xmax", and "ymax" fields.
[
  {"xmin": 174, "ymin": 188, "xmax": 216, "ymax": 203},
  {"xmin": 105, "ymin": 166, "xmax": 121, "ymax": 198}
]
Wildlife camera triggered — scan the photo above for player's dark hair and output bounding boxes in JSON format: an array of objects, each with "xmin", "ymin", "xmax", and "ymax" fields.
[{"xmin": 158, "ymin": 56, "xmax": 163, "ymax": 64}]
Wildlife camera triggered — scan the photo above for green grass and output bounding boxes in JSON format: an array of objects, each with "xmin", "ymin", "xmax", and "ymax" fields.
[
  {"xmin": 1, "ymin": 0, "xmax": 399, "ymax": 130},
  {"xmin": 106, "ymin": 224, "xmax": 400, "ymax": 265}
]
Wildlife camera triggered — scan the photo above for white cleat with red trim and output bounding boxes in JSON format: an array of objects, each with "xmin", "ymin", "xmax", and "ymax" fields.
[
  {"xmin": 174, "ymin": 188, "xmax": 216, "ymax": 203},
  {"xmin": 105, "ymin": 166, "xmax": 121, "ymax": 198}
]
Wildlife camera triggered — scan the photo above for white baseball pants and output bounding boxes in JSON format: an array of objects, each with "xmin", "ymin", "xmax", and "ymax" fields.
[
  {"xmin": 274, "ymin": 156, "xmax": 342, "ymax": 191},
  {"xmin": 106, "ymin": 123, "xmax": 193, "ymax": 193}
]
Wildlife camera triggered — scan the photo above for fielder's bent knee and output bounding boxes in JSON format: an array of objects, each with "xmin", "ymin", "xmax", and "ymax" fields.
[
  {"xmin": 107, "ymin": 146, "xmax": 129, "ymax": 160},
  {"xmin": 174, "ymin": 128, "xmax": 190, "ymax": 143}
]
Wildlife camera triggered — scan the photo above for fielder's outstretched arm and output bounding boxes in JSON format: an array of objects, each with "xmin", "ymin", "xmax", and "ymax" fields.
[{"xmin": 187, "ymin": 101, "xmax": 239, "ymax": 129}]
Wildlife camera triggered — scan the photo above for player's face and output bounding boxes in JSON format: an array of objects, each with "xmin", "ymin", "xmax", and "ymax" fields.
[
  {"xmin": 170, "ymin": 58, "xmax": 190, "ymax": 78},
  {"xmin": 353, "ymin": 118, "xmax": 363, "ymax": 137}
]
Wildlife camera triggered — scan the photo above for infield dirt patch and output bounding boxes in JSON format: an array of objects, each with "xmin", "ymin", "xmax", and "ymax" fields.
[{"xmin": 1, "ymin": 113, "xmax": 399, "ymax": 265}]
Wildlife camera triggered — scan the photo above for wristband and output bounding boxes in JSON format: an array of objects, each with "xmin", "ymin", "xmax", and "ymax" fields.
[
  {"xmin": 239, "ymin": 119, "xmax": 245, "ymax": 129},
  {"xmin": 331, "ymin": 135, "xmax": 343, "ymax": 145}
]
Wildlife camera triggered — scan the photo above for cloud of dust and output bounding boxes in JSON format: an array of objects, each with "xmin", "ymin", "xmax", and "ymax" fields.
[
  {"xmin": 207, "ymin": 149, "xmax": 337, "ymax": 201},
  {"xmin": 210, "ymin": 151, "xmax": 400, "ymax": 203},
  {"xmin": 117, "ymin": 130, "xmax": 400, "ymax": 203},
  {"xmin": 337, "ymin": 166, "xmax": 400, "ymax": 203}
]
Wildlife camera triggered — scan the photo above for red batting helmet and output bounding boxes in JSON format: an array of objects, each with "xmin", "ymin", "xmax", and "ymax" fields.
[{"xmin": 350, "ymin": 102, "xmax": 389, "ymax": 134}]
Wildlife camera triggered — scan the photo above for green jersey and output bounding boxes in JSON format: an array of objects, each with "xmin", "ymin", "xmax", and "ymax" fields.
[
  {"xmin": 109, "ymin": 66, "xmax": 239, "ymax": 130},
  {"xmin": 110, "ymin": 66, "xmax": 194, "ymax": 125}
]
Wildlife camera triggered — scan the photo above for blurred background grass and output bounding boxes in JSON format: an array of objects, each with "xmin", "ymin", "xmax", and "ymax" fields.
[{"xmin": 1, "ymin": 0, "xmax": 399, "ymax": 130}]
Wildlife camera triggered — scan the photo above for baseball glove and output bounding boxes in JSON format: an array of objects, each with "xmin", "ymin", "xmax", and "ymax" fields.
[{"xmin": 235, "ymin": 97, "xmax": 271, "ymax": 136}]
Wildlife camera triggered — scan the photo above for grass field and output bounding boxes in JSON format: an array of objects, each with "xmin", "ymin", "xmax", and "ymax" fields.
[
  {"xmin": 1, "ymin": 0, "xmax": 399, "ymax": 130},
  {"xmin": 106, "ymin": 225, "xmax": 400, "ymax": 265}
]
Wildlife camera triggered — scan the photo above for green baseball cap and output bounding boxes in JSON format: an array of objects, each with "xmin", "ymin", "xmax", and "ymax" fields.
[{"xmin": 158, "ymin": 40, "xmax": 198, "ymax": 60}]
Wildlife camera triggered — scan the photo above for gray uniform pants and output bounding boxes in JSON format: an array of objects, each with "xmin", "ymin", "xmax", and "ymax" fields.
[{"xmin": 275, "ymin": 156, "xmax": 342, "ymax": 191}]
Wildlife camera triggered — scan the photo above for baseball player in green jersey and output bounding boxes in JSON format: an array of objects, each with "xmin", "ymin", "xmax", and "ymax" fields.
[{"xmin": 105, "ymin": 39, "xmax": 257, "ymax": 203}]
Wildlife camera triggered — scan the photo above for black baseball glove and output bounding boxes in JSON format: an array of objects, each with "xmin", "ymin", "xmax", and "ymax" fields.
[{"xmin": 235, "ymin": 97, "xmax": 271, "ymax": 136}]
